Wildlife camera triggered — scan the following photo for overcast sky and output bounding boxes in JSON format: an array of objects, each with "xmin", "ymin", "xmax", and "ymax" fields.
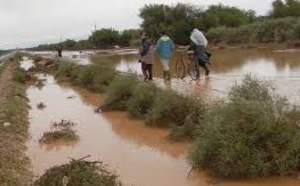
[{"xmin": 0, "ymin": 0, "xmax": 274, "ymax": 49}]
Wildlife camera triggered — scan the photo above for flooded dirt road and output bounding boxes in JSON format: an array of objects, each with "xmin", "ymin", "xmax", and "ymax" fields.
[
  {"xmin": 25, "ymin": 74, "xmax": 300, "ymax": 186},
  {"xmin": 28, "ymin": 48, "xmax": 300, "ymax": 104},
  {"xmin": 112, "ymin": 49, "xmax": 300, "ymax": 104}
]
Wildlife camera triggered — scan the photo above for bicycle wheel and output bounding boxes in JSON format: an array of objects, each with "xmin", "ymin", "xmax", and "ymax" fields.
[
  {"xmin": 175, "ymin": 58, "xmax": 186, "ymax": 79},
  {"xmin": 187, "ymin": 61, "xmax": 199, "ymax": 81}
]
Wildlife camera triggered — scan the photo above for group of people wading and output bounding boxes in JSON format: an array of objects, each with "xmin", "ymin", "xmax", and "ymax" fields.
[{"xmin": 139, "ymin": 28, "xmax": 211, "ymax": 82}]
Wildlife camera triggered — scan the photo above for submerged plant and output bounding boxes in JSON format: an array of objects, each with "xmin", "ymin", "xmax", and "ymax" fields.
[
  {"xmin": 37, "ymin": 102, "xmax": 46, "ymax": 110},
  {"xmin": 34, "ymin": 156, "xmax": 122, "ymax": 186},
  {"xmin": 39, "ymin": 120, "xmax": 79, "ymax": 144}
]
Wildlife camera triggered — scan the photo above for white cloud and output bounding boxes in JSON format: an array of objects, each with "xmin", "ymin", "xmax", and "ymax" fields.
[{"xmin": 0, "ymin": 0, "xmax": 273, "ymax": 49}]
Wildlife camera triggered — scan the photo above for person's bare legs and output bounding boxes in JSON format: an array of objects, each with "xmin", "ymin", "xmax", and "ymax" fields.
[
  {"xmin": 146, "ymin": 64, "xmax": 153, "ymax": 81},
  {"xmin": 200, "ymin": 63, "xmax": 210, "ymax": 76},
  {"xmin": 141, "ymin": 63, "xmax": 149, "ymax": 81}
]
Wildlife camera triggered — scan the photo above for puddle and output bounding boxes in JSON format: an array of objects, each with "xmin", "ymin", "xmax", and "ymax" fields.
[{"xmin": 20, "ymin": 56, "xmax": 35, "ymax": 71}]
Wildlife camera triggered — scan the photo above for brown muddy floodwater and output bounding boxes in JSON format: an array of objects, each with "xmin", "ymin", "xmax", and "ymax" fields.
[
  {"xmin": 23, "ymin": 50, "xmax": 300, "ymax": 186},
  {"xmin": 26, "ymin": 74, "xmax": 203, "ymax": 186},
  {"xmin": 25, "ymin": 74, "xmax": 300, "ymax": 186},
  {"xmin": 111, "ymin": 49, "xmax": 300, "ymax": 105}
]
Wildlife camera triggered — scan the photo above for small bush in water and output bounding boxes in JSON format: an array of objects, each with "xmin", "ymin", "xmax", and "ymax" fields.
[
  {"xmin": 39, "ymin": 120, "xmax": 79, "ymax": 144},
  {"xmin": 229, "ymin": 75, "xmax": 274, "ymax": 102},
  {"xmin": 127, "ymin": 82, "xmax": 160, "ymax": 118},
  {"xmin": 34, "ymin": 159, "xmax": 122, "ymax": 186},
  {"xmin": 189, "ymin": 75, "xmax": 300, "ymax": 179},
  {"xmin": 102, "ymin": 74, "xmax": 138, "ymax": 111},
  {"xmin": 77, "ymin": 63, "xmax": 115, "ymax": 92},
  {"xmin": 146, "ymin": 90, "xmax": 206, "ymax": 128},
  {"xmin": 169, "ymin": 102, "xmax": 206, "ymax": 141},
  {"xmin": 39, "ymin": 128, "xmax": 79, "ymax": 144},
  {"xmin": 55, "ymin": 62, "xmax": 79, "ymax": 81}
]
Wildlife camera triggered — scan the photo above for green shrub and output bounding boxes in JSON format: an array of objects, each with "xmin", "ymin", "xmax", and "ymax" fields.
[
  {"xmin": 146, "ymin": 90, "xmax": 206, "ymax": 127},
  {"xmin": 229, "ymin": 74, "xmax": 274, "ymax": 102},
  {"xmin": 77, "ymin": 63, "xmax": 115, "ymax": 92},
  {"xmin": 295, "ymin": 20, "xmax": 300, "ymax": 40},
  {"xmin": 9, "ymin": 57, "xmax": 14, "ymax": 62},
  {"xmin": 129, "ymin": 39, "xmax": 141, "ymax": 47},
  {"xmin": 189, "ymin": 76, "xmax": 300, "ymax": 179},
  {"xmin": 55, "ymin": 62, "xmax": 79, "ymax": 81},
  {"xmin": 39, "ymin": 128, "xmax": 79, "ymax": 144},
  {"xmin": 207, "ymin": 27, "xmax": 230, "ymax": 44},
  {"xmin": 207, "ymin": 17, "xmax": 300, "ymax": 44},
  {"xmin": 169, "ymin": 103, "xmax": 205, "ymax": 141},
  {"xmin": 102, "ymin": 74, "xmax": 138, "ymax": 111},
  {"xmin": 12, "ymin": 67, "xmax": 28, "ymax": 84},
  {"xmin": 127, "ymin": 83, "xmax": 160, "ymax": 118},
  {"xmin": 34, "ymin": 160, "xmax": 122, "ymax": 186},
  {"xmin": 39, "ymin": 120, "xmax": 79, "ymax": 144},
  {"xmin": 32, "ymin": 55, "xmax": 43, "ymax": 63}
]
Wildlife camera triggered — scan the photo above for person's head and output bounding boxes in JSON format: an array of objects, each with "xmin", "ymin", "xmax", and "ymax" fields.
[
  {"xmin": 141, "ymin": 32, "xmax": 148, "ymax": 40},
  {"xmin": 159, "ymin": 31, "xmax": 166, "ymax": 37}
]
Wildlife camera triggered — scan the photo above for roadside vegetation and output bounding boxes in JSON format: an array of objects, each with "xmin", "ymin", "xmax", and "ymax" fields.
[
  {"xmin": 0, "ymin": 55, "xmax": 32, "ymax": 185},
  {"xmin": 30, "ymin": 57, "xmax": 116, "ymax": 93},
  {"xmin": 98, "ymin": 73, "xmax": 207, "ymax": 141}
]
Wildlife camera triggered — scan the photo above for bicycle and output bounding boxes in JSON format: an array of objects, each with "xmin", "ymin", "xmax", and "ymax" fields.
[
  {"xmin": 175, "ymin": 50, "xmax": 211, "ymax": 80},
  {"xmin": 175, "ymin": 50, "xmax": 199, "ymax": 80}
]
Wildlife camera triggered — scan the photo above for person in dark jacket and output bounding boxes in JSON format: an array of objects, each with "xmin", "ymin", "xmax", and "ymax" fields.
[
  {"xmin": 139, "ymin": 32, "xmax": 153, "ymax": 81},
  {"xmin": 57, "ymin": 44, "xmax": 63, "ymax": 57},
  {"xmin": 188, "ymin": 28, "xmax": 211, "ymax": 79}
]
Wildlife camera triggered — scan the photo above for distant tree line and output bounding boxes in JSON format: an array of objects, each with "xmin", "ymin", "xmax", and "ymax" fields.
[
  {"xmin": 29, "ymin": 0, "xmax": 300, "ymax": 51},
  {"xmin": 139, "ymin": 0, "xmax": 300, "ymax": 45},
  {"xmin": 139, "ymin": 3, "xmax": 256, "ymax": 44},
  {"xmin": 29, "ymin": 28, "xmax": 141, "ymax": 51}
]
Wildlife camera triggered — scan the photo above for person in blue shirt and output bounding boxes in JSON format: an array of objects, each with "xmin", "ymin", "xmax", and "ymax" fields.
[{"xmin": 156, "ymin": 31, "xmax": 175, "ymax": 81}]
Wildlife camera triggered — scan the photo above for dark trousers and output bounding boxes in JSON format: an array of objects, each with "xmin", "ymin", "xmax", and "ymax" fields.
[
  {"xmin": 141, "ymin": 63, "xmax": 153, "ymax": 80},
  {"xmin": 57, "ymin": 49, "xmax": 62, "ymax": 57},
  {"xmin": 193, "ymin": 60, "xmax": 210, "ymax": 78}
]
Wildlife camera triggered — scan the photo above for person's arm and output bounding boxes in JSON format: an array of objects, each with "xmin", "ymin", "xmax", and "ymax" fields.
[
  {"xmin": 170, "ymin": 40, "xmax": 175, "ymax": 51},
  {"xmin": 188, "ymin": 41, "xmax": 195, "ymax": 51},
  {"xmin": 156, "ymin": 39, "xmax": 161, "ymax": 54}
]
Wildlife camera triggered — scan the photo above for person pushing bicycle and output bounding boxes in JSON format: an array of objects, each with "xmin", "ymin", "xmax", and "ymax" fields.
[{"xmin": 188, "ymin": 28, "xmax": 211, "ymax": 79}]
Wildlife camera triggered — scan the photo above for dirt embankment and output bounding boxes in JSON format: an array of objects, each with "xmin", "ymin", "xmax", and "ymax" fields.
[{"xmin": 0, "ymin": 61, "xmax": 32, "ymax": 185}]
